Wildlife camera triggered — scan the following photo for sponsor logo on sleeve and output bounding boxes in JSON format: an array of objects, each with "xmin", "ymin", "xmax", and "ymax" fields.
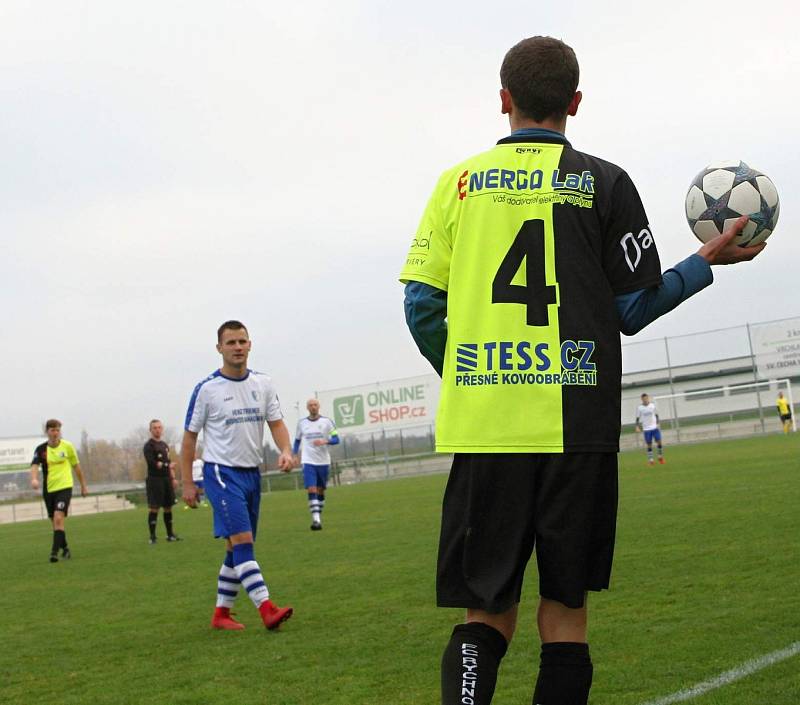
[
  {"xmin": 620, "ymin": 226, "xmax": 654, "ymax": 272},
  {"xmin": 405, "ymin": 229, "xmax": 433, "ymax": 269},
  {"xmin": 411, "ymin": 231, "xmax": 431, "ymax": 250}
]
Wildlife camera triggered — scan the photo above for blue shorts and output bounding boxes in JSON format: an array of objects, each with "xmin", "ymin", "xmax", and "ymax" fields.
[
  {"xmin": 302, "ymin": 463, "xmax": 330, "ymax": 490},
  {"xmin": 643, "ymin": 428, "xmax": 662, "ymax": 444},
  {"xmin": 203, "ymin": 463, "xmax": 261, "ymax": 539},
  {"xmin": 194, "ymin": 480, "xmax": 204, "ymax": 490}
]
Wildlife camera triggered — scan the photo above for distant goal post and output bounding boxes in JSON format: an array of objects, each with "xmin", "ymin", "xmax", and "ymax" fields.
[{"xmin": 622, "ymin": 378, "xmax": 795, "ymax": 447}]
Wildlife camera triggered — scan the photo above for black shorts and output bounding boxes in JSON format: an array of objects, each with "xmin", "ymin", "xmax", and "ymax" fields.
[
  {"xmin": 146, "ymin": 476, "xmax": 176, "ymax": 508},
  {"xmin": 44, "ymin": 488, "xmax": 73, "ymax": 518},
  {"xmin": 436, "ymin": 452, "xmax": 618, "ymax": 612},
  {"xmin": 780, "ymin": 413, "xmax": 792, "ymax": 422}
]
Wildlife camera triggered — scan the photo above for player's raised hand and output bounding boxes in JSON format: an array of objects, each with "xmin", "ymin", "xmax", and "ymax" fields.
[
  {"xmin": 698, "ymin": 215, "xmax": 766, "ymax": 265},
  {"xmin": 183, "ymin": 482, "xmax": 199, "ymax": 508}
]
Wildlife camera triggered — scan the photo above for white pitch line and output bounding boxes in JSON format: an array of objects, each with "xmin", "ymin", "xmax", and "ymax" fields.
[{"xmin": 639, "ymin": 642, "xmax": 800, "ymax": 705}]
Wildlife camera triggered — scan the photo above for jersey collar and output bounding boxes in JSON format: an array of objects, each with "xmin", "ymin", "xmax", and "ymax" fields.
[
  {"xmin": 497, "ymin": 128, "xmax": 571, "ymax": 147},
  {"xmin": 217, "ymin": 368, "xmax": 251, "ymax": 382}
]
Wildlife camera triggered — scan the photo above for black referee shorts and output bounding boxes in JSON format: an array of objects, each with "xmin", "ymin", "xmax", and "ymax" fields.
[
  {"xmin": 146, "ymin": 476, "xmax": 176, "ymax": 508},
  {"xmin": 436, "ymin": 452, "xmax": 618, "ymax": 612},
  {"xmin": 44, "ymin": 488, "xmax": 73, "ymax": 518}
]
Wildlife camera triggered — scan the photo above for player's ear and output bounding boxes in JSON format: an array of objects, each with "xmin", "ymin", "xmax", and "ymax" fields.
[
  {"xmin": 567, "ymin": 90, "xmax": 582, "ymax": 117},
  {"xmin": 500, "ymin": 88, "xmax": 513, "ymax": 116},
  {"xmin": 216, "ymin": 342, "xmax": 222, "ymax": 354}
]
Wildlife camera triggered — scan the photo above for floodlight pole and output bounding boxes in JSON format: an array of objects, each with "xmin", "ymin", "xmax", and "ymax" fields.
[{"xmin": 746, "ymin": 323, "xmax": 766, "ymax": 433}]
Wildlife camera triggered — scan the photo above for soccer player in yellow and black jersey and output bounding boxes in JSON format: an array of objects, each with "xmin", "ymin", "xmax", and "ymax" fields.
[
  {"xmin": 401, "ymin": 37, "xmax": 766, "ymax": 705},
  {"xmin": 30, "ymin": 419, "xmax": 89, "ymax": 563},
  {"xmin": 776, "ymin": 391, "xmax": 793, "ymax": 433}
]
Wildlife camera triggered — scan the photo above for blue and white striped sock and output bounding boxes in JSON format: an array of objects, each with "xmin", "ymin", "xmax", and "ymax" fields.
[
  {"xmin": 216, "ymin": 551, "xmax": 240, "ymax": 609},
  {"xmin": 318, "ymin": 493, "xmax": 325, "ymax": 516},
  {"xmin": 232, "ymin": 543, "xmax": 270, "ymax": 609},
  {"xmin": 308, "ymin": 492, "xmax": 321, "ymax": 522}
]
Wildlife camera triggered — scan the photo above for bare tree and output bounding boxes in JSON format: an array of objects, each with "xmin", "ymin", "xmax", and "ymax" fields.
[
  {"xmin": 88, "ymin": 440, "xmax": 126, "ymax": 482},
  {"xmin": 120, "ymin": 426, "xmax": 150, "ymax": 481}
]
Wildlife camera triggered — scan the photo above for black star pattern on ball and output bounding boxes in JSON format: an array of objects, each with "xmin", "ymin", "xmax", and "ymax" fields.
[
  {"xmin": 738, "ymin": 197, "xmax": 777, "ymax": 246},
  {"xmin": 699, "ymin": 190, "xmax": 739, "ymax": 223},
  {"xmin": 731, "ymin": 161, "xmax": 761, "ymax": 187}
]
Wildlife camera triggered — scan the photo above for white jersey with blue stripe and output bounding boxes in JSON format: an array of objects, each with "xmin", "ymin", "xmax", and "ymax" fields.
[
  {"xmin": 295, "ymin": 416, "xmax": 337, "ymax": 465},
  {"xmin": 636, "ymin": 402, "xmax": 659, "ymax": 431},
  {"xmin": 185, "ymin": 369, "xmax": 283, "ymax": 468}
]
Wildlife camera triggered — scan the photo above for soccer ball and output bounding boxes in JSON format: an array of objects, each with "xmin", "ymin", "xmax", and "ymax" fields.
[{"xmin": 685, "ymin": 161, "xmax": 779, "ymax": 246}]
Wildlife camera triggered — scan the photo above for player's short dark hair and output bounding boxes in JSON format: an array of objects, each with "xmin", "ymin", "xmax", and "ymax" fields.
[
  {"xmin": 500, "ymin": 36, "xmax": 579, "ymax": 122},
  {"xmin": 641, "ymin": 393, "xmax": 648, "ymax": 398},
  {"xmin": 217, "ymin": 320, "xmax": 249, "ymax": 342},
  {"xmin": 149, "ymin": 419, "xmax": 161, "ymax": 427},
  {"xmin": 45, "ymin": 419, "xmax": 62, "ymax": 430}
]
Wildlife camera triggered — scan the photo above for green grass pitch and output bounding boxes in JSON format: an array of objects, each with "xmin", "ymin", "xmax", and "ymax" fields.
[{"xmin": 2, "ymin": 434, "xmax": 799, "ymax": 704}]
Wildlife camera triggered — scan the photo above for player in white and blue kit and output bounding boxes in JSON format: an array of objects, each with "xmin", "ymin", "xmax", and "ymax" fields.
[
  {"xmin": 635, "ymin": 393, "xmax": 665, "ymax": 466},
  {"xmin": 180, "ymin": 320, "xmax": 294, "ymax": 631},
  {"xmin": 293, "ymin": 398, "xmax": 339, "ymax": 530}
]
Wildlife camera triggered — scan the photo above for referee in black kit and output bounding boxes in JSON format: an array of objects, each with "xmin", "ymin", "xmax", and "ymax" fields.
[{"xmin": 143, "ymin": 419, "xmax": 180, "ymax": 544}]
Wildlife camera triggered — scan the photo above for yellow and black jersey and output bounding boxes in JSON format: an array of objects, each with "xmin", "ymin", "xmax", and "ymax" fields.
[
  {"xmin": 400, "ymin": 133, "xmax": 662, "ymax": 453},
  {"xmin": 32, "ymin": 440, "xmax": 79, "ymax": 493}
]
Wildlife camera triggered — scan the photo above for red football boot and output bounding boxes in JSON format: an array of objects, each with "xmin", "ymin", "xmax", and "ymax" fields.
[
  {"xmin": 211, "ymin": 607, "xmax": 245, "ymax": 630},
  {"xmin": 259, "ymin": 599, "xmax": 293, "ymax": 630},
  {"xmin": 658, "ymin": 457, "xmax": 666, "ymax": 465}
]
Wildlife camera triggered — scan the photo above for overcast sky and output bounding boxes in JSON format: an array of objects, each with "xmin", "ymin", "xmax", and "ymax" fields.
[{"xmin": 2, "ymin": 0, "xmax": 798, "ymax": 440}]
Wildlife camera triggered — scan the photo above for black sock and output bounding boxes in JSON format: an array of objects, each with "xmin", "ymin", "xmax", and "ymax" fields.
[
  {"xmin": 163, "ymin": 511, "xmax": 174, "ymax": 537},
  {"xmin": 61, "ymin": 531, "xmax": 68, "ymax": 551},
  {"xmin": 148, "ymin": 512, "xmax": 158, "ymax": 539},
  {"xmin": 532, "ymin": 642, "xmax": 593, "ymax": 705},
  {"xmin": 51, "ymin": 530, "xmax": 65, "ymax": 554},
  {"xmin": 442, "ymin": 622, "xmax": 508, "ymax": 705}
]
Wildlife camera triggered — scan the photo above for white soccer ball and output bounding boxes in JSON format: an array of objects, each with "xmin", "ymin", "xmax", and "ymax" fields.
[{"xmin": 685, "ymin": 161, "xmax": 779, "ymax": 246}]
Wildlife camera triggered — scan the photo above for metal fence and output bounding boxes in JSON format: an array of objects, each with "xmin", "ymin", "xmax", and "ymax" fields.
[
  {"xmin": 3, "ymin": 318, "xmax": 796, "ymax": 503},
  {"xmin": 317, "ymin": 317, "xmax": 800, "ymax": 477},
  {"xmin": 322, "ymin": 422, "xmax": 441, "ymax": 485}
]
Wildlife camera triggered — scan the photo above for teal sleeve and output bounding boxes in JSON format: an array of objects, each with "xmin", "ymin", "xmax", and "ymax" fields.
[
  {"xmin": 616, "ymin": 254, "xmax": 713, "ymax": 335},
  {"xmin": 404, "ymin": 281, "xmax": 447, "ymax": 377}
]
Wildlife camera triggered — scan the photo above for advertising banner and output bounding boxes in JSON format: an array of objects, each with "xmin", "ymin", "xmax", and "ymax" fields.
[
  {"xmin": 316, "ymin": 374, "xmax": 440, "ymax": 434},
  {"xmin": 0, "ymin": 437, "xmax": 44, "ymax": 473},
  {"xmin": 750, "ymin": 318, "xmax": 800, "ymax": 380}
]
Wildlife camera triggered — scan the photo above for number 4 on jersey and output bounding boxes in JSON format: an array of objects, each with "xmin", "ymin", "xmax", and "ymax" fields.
[{"xmin": 491, "ymin": 219, "xmax": 557, "ymax": 326}]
